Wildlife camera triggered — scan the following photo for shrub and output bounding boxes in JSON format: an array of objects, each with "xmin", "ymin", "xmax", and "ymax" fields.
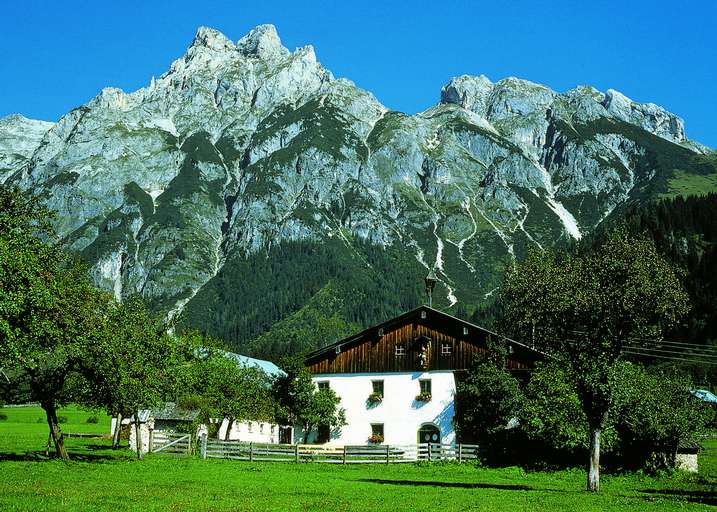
[
  {"xmin": 86, "ymin": 416, "xmax": 99, "ymax": 424},
  {"xmin": 0, "ymin": 412, "xmax": 7, "ymax": 421},
  {"xmin": 57, "ymin": 415, "xmax": 68, "ymax": 424},
  {"xmin": 36, "ymin": 417, "xmax": 44, "ymax": 423},
  {"xmin": 454, "ymin": 350, "xmax": 522, "ymax": 444}
]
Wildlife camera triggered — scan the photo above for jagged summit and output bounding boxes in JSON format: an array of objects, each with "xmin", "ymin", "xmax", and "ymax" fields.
[
  {"xmin": 440, "ymin": 73, "xmax": 690, "ymax": 145},
  {"xmin": 191, "ymin": 26, "xmax": 235, "ymax": 52},
  {"xmin": 237, "ymin": 24, "xmax": 289, "ymax": 60}
]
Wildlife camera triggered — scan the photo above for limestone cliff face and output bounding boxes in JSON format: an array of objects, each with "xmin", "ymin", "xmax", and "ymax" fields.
[{"xmin": 1, "ymin": 25, "xmax": 714, "ymax": 353}]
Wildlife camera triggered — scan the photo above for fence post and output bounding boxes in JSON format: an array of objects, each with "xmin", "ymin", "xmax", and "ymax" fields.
[
  {"xmin": 187, "ymin": 434, "xmax": 192, "ymax": 456},
  {"xmin": 295, "ymin": 444, "xmax": 300, "ymax": 463},
  {"xmin": 148, "ymin": 429, "xmax": 154, "ymax": 453},
  {"xmin": 249, "ymin": 442, "xmax": 254, "ymax": 462},
  {"xmin": 343, "ymin": 445, "xmax": 347, "ymax": 464},
  {"xmin": 201, "ymin": 433, "xmax": 208, "ymax": 460},
  {"xmin": 386, "ymin": 444, "xmax": 390, "ymax": 464},
  {"xmin": 458, "ymin": 443, "xmax": 462, "ymax": 463},
  {"xmin": 428, "ymin": 443, "xmax": 432, "ymax": 462}
]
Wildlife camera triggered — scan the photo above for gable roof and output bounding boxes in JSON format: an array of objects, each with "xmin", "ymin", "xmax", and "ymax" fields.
[{"xmin": 305, "ymin": 305, "xmax": 542, "ymax": 364}]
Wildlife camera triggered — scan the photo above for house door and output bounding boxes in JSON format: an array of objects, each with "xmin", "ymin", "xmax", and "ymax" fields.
[{"xmin": 417, "ymin": 424, "xmax": 441, "ymax": 444}]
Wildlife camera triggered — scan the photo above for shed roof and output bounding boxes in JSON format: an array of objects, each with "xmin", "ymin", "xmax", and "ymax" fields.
[{"xmin": 151, "ymin": 402, "xmax": 200, "ymax": 422}]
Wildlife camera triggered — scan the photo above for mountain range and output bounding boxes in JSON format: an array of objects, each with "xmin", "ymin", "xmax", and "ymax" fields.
[{"xmin": 2, "ymin": 24, "xmax": 715, "ymax": 359}]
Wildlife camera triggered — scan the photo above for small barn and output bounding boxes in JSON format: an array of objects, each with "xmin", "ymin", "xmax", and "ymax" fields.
[{"xmin": 129, "ymin": 402, "xmax": 200, "ymax": 454}]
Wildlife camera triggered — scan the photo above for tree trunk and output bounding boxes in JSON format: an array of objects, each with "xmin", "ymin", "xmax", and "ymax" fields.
[
  {"xmin": 112, "ymin": 412, "xmax": 123, "ymax": 449},
  {"xmin": 134, "ymin": 411, "xmax": 144, "ymax": 460},
  {"xmin": 224, "ymin": 417, "xmax": 234, "ymax": 441},
  {"xmin": 42, "ymin": 401, "xmax": 69, "ymax": 462},
  {"xmin": 302, "ymin": 424, "xmax": 310, "ymax": 444},
  {"xmin": 587, "ymin": 426, "xmax": 601, "ymax": 492}
]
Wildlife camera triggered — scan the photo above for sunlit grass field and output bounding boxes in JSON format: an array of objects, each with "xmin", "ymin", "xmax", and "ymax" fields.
[{"xmin": 0, "ymin": 405, "xmax": 715, "ymax": 511}]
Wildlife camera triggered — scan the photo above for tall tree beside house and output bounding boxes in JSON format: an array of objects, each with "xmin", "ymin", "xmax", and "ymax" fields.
[
  {"xmin": 273, "ymin": 358, "xmax": 346, "ymax": 444},
  {"xmin": 499, "ymin": 227, "xmax": 689, "ymax": 492},
  {"xmin": 0, "ymin": 186, "xmax": 113, "ymax": 462}
]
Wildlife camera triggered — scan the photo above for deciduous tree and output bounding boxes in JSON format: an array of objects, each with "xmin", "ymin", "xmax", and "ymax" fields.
[
  {"xmin": 500, "ymin": 227, "xmax": 689, "ymax": 491},
  {"xmin": 0, "ymin": 187, "xmax": 112, "ymax": 461}
]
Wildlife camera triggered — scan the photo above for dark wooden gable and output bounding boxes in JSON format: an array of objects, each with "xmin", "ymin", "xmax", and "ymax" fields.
[{"xmin": 304, "ymin": 306, "xmax": 541, "ymax": 374}]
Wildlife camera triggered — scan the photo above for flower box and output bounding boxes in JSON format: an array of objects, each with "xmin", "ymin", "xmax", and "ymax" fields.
[
  {"xmin": 367, "ymin": 392, "xmax": 383, "ymax": 405},
  {"xmin": 415, "ymin": 392, "xmax": 432, "ymax": 402}
]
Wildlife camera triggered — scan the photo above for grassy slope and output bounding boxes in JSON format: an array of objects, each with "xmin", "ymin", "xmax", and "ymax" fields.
[{"xmin": 1, "ymin": 406, "xmax": 716, "ymax": 511}]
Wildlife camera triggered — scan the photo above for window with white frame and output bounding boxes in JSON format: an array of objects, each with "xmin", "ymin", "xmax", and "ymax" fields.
[
  {"xmin": 395, "ymin": 344, "xmax": 406, "ymax": 356},
  {"xmin": 317, "ymin": 381, "xmax": 330, "ymax": 391},
  {"xmin": 441, "ymin": 342, "xmax": 452, "ymax": 355}
]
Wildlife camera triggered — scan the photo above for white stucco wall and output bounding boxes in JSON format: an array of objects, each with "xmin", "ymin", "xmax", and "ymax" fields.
[
  {"xmin": 217, "ymin": 419, "xmax": 280, "ymax": 443},
  {"xmin": 299, "ymin": 371, "xmax": 456, "ymax": 445}
]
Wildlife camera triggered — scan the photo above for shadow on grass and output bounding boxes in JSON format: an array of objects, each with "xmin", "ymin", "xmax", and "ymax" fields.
[
  {"xmin": 640, "ymin": 488, "xmax": 717, "ymax": 507},
  {"xmin": 0, "ymin": 450, "xmax": 124, "ymax": 463},
  {"xmin": 359, "ymin": 478, "xmax": 533, "ymax": 491}
]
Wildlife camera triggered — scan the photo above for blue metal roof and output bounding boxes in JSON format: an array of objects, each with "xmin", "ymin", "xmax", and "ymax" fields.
[
  {"xmin": 691, "ymin": 389, "xmax": 717, "ymax": 404},
  {"xmin": 224, "ymin": 352, "xmax": 285, "ymax": 378}
]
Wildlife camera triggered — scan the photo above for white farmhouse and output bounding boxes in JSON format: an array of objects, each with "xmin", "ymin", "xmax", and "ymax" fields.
[{"xmin": 300, "ymin": 306, "xmax": 541, "ymax": 446}]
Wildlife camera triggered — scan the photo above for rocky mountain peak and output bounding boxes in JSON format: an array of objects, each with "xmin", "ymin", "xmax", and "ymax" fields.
[
  {"xmin": 191, "ymin": 26, "xmax": 236, "ymax": 52},
  {"xmin": 237, "ymin": 24, "xmax": 289, "ymax": 60},
  {"xmin": 440, "ymin": 74, "xmax": 494, "ymax": 114},
  {"xmin": 603, "ymin": 88, "xmax": 685, "ymax": 143}
]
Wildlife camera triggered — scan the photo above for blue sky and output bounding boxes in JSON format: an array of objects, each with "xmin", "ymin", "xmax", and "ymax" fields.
[{"xmin": 2, "ymin": 0, "xmax": 715, "ymax": 147}]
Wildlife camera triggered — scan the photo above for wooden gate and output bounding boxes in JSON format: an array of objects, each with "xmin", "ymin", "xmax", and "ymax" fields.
[{"xmin": 150, "ymin": 432, "xmax": 192, "ymax": 455}]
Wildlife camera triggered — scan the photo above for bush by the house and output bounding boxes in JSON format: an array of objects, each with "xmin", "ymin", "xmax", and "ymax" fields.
[
  {"xmin": 0, "ymin": 412, "xmax": 7, "ymax": 421},
  {"xmin": 86, "ymin": 415, "xmax": 99, "ymax": 424}
]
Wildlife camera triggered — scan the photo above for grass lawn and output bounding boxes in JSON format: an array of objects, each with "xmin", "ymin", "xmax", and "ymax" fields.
[{"xmin": 1, "ymin": 406, "xmax": 716, "ymax": 511}]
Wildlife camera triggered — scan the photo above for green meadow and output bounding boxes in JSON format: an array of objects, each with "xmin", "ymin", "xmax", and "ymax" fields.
[{"xmin": 0, "ymin": 405, "xmax": 715, "ymax": 511}]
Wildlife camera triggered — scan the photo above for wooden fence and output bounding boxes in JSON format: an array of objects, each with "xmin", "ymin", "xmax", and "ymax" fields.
[{"xmin": 199, "ymin": 436, "xmax": 479, "ymax": 464}]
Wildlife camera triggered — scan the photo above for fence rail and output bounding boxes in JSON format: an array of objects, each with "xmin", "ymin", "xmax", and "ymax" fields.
[{"xmin": 200, "ymin": 437, "xmax": 478, "ymax": 464}]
